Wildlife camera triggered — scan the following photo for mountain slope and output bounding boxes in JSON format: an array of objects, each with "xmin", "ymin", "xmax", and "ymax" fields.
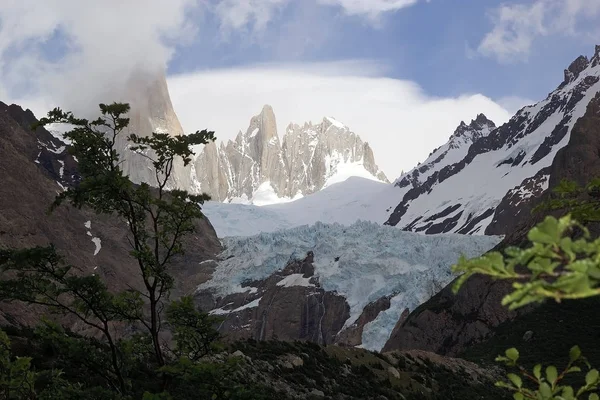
[
  {"xmin": 385, "ymin": 46, "xmax": 600, "ymax": 235},
  {"xmin": 0, "ymin": 101, "xmax": 221, "ymax": 326},
  {"xmin": 382, "ymin": 88, "xmax": 600, "ymax": 359},
  {"xmin": 193, "ymin": 106, "xmax": 389, "ymax": 204}
]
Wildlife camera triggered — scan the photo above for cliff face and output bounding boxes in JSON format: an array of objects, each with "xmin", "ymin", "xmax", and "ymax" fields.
[
  {"xmin": 117, "ymin": 70, "xmax": 191, "ymax": 190},
  {"xmin": 382, "ymin": 90, "xmax": 600, "ymax": 357},
  {"xmin": 385, "ymin": 46, "xmax": 600, "ymax": 236},
  {"xmin": 0, "ymin": 101, "xmax": 222, "ymax": 327},
  {"xmin": 193, "ymin": 109, "xmax": 389, "ymax": 204}
]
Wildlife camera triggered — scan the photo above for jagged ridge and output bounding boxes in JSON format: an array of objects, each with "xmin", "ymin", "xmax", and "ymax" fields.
[
  {"xmin": 385, "ymin": 45, "xmax": 600, "ymax": 236},
  {"xmin": 193, "ymin": 106, "xmax": 389, "ymax": 204}
]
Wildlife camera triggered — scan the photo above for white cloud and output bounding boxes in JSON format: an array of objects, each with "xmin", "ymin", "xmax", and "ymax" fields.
[
  {"xmin": 167, "ymin": 62, "xmax": 512, "ymax": 180},
  {"xmin": 213, "ymin": 0, "xmax": 287, "ymax": 34},
  {"xmin": 212, "ymin": 0, "xmax": 424, "ymax": 33},
  {"xmin": 496, "ymin": 96, "xmax": 535, "ymax": 115},
  {"xmin": 0, "ymin": 0, "xmax": 202, "ymax": 116},
  {"xmin": 479, "ymin": 0, "xmax": 600, "ymax": 63},
  {"xmin": 317, "ymin": 0, "xmax": 421, "ymax": 16}
]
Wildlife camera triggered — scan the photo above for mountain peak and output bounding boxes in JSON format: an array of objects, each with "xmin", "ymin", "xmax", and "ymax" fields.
[
  {"xmin": 260, "ymin": 104, "xmax": 275, "ymax": 116},
  {"xmin": 451, "ymin": 114, "xmax": 495, "ymax": 139},
  {"xmin": 473, "ymin": 113, "xmax": 493, "ymax": 126},
  {"xmin": 245, "ymin": 105, "xmax": 278, "ymax": 142},
  {"xmin": 563, "ymin": 55, "xmax": 590, "ymax": 84},
  {"xmin": 591, "ymin": 45, "xmax": 600, "ymax": 67}
]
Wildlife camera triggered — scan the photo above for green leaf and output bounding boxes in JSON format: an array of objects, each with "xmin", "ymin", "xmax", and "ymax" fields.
[
  {"xmin": 546, "ymin": 365, "xmax": 558, "ymax": 385},
  {"xmin": 589, "ymin": 394, "xmax": 599, "ymax": 400},
  {"xmin": 533, "ymin": 364, "xmax": 542, "ymax": 380},
  {"xmin": 506, "ymin": 348, "xmax": 520, "ymax": 362},
  {"xmin": 586, "ymin": 369, "xmax": 599, "ymax": 385},
  {"xmin": 561, "ymin": 386, "xmax": 575, "ymax": 400},
  {"xmin": 539, "ymin": 382, "xmax": 552, "ymax": 398},
  {"xmin": 513, "ymin": 393, "xmax": 524, "ymax": 400},
  {"xmin": 508, "ymin": 373, "xmax": 523, "ymax": 388},
  {"xmin": 528, "ymin": 216, "xmax": 560, "ymax": 245},
  {"xmin": 569, "ymin": 346, "xmax": 581, "ymax": 363}
]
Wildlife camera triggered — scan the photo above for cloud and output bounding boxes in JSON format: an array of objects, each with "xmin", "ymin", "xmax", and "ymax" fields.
[
  {"xmin": 213, "ymin": 0, "xmax": 288, "ymax": 35},
  {"xmin": 479, "ymin": 0, "xmax": 600, "ymax": 63},
  {"xmin": 496, "ymin": 96, "xmax": 536, "ymax": 115},
  {"xmin": 167, "ymin": 61, "xmax": 512, "ymax": 180},
  {"xmin": 212, "ymin": 0, "xmax": 424, "ymax": 34},
  {"xmin": 0, "ymin": 0, "xmax": 202, "ymax": 116},
  {"xmin": 316, "ymin": 0, "xmax": 421, "ymax": 16}
]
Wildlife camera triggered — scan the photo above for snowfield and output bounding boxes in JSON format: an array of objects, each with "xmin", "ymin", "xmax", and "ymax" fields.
[
  {"xmin": 202, "ymin": 176, "xmax": 402, "ymax": 237},
  {"xmin": 197, "ymin": 220, "xmax": 502, "ymax": 351}
]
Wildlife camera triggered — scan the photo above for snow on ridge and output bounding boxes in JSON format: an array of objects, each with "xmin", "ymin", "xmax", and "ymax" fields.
[
  {"xmin": 209, "ymin": 297, "xmax": 262, "ymax": 315},
  {"xmin": 324, "ymin": 116, "xmax": 345, "ymax": 129},
  {"xmin": 198, "ymin": 220, "xmax": 502, "ymax": 351},
  {"xmin": 83, "ymin": 221, "xmax": 102, "ymax": 256},
  {"xmin": 202, "ymin": 176, "xmax": 398, "ymax": 238},
  {"xmin": 389, "ymin": 58, "xmax": 600, "ymax": 234},
  {"xmin": 276, "ymin": 273, "xmax": 315, "ymax": 288}
]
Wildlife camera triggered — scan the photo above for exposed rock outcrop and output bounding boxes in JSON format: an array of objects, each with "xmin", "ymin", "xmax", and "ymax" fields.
[
  {"xmin": 334, "ymin": 295, "xmax": 392, "ymax": 347},
  {"xmin": 193, "ymin": 109, "xmax": 389, "ymax": 203},
  {"xmin": 385, "ymin": 46, "xmax": 600, "ymax": 236},
  {"xmin": 0, "ymin": 101, "xmax": 221, "ymax": 327},
  {"xmin": 117, "ymin": 70, "xmax": 192, "ymax": 190},
  {"xmin": 195, "ymin": 251, "xmax": 351, "ymax": 345},
  {"xmin": 382, "ymin": 90, "xmax": 600, "ymax": 356}
]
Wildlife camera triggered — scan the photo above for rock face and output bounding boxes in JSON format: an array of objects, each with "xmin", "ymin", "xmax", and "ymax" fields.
[
  {"xmin": 385, "ymin": 46, "xmax": 600, "ymax": 235},
  {"xmin": 194, "ymin": 251, "xmax": 351, "ymax": 345},
  {"xmin": 282, "ymin": 117, "xmax": 388, "ymax": 198},
  {"xmin": 117, "ymin": 70, "xmax": 192, "ymax": 190},
  {"xmin": 382, "ymin": 89, "xmax": 600, "ymax": 356},
  {"xmin": 0, "ymin": 101, "xmax": 222, "ymax": 327},
  {"xmin": 193, "ymin": 108, "xmax": 388, "ymax": 204},
  {"xmin": 194, "ymin": 220, "xmax": 500, "ymax": 350}
]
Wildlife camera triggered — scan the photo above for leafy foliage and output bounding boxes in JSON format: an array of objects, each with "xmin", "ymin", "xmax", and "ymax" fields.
[
  {"xmin": 452, "ymin": 213, "xmax": 600, "ymax": 399},
  {"xmin": 494, "ymin": 346, "xmax": 599, "ymax": 400},
  {"xmin": 0, "ymin": 102, "xmax": 272, "ymax": 398},
  {"xmin": 452, "ymin": 215, "xmax": 600, "ymax": 310},
  {"xmin": 533, "ymin": 178, "xmax": 600, "ymax": 223}
]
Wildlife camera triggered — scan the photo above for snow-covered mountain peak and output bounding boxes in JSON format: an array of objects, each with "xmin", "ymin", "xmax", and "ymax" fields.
[
  {"xmin": 592, "ymin": 45, "xmax": 600, "ymax": 68},
  {"xmin": 448, "ymin": 113, "xmax": 495, "ymax": 148},
  {"xmin": 563, "ymin": 55, "xmax": 590, "ymax": 85},
  {"xmin": 322, "ymin": 116, "xmax": 346, "ymax": 130},
  {"xmin": 386, "ymin": 44, "xmax": 600, "ymax": 235},
  {"xmin": 192, "ymin": 105, "xmax": 388, "ymax": 205},
  {"xmin": 394, "ymin": 113, "xmax": 496, "ymax": 189}
]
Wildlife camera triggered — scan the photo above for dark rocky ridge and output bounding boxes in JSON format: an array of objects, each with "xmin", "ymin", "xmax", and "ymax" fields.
[
  {"xmin": 0, "ymin": 102, "xmax": 222, "ymax": 327},
  {"xmin": 386, "ymin": 46, "xmax": 600, "ymax": 236},
  {"xmin": 382, "ymin": 91, "xmax": 600, "ymax": 358},
  {"xmin": 194, "ymin": 250, "xmax": 395, "ymax": 347}
]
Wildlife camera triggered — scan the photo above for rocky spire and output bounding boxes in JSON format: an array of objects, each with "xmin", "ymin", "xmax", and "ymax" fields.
[
  {"xmin": 591, "ymin": 45, "xmax": 600, "ymax": 68},
  {"xmin": 451, "ymin": 114, "xmax": 495, "ymax": 140},
  {"xmin": 563, "ymin": 55, "xmax": 590, "ymax": 85},
  {"xmin": 192, "ymin": 105, "xmax": 389, "ymax": 202},
  {"xmin": 118, "ymin": 69, "xmax": 190, "ymax": 189}
]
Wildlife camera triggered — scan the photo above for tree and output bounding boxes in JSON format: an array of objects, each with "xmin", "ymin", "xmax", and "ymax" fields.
[
  {"xmin": 0, "ymin": 102, "xmax": 234, "ymax": 397},
  {"xmin": 533, "ymin": 178, "xmax": 600, "ymax": 223},
  {"xmin": 452, "ymin": 214, "xmax": 600, "ymax": 399}
]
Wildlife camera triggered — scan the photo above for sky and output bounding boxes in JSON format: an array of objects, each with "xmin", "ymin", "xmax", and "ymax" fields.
[{"xmin": 0, "ymin": 0, "xmax": 599, "ymax": 179}]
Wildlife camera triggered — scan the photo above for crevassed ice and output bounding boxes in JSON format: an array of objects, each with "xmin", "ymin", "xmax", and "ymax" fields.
[{"xmin": 198, "ymin": 220, "xmax": 501, "ymax": 351}]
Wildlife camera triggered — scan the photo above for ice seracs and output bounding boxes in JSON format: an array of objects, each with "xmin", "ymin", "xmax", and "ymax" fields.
[{"xmin": 197, "ymin": 220, "xmax": 502, "ymax": 350}]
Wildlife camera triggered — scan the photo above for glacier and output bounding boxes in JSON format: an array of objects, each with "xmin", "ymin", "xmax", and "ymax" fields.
[
  {"xmin": 197, "ymin": 220, "xmax": 502, "ymax": 351},
  {"xmin": 202, "ymin": 176, "xmax": 400, "ymax": 238}
]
